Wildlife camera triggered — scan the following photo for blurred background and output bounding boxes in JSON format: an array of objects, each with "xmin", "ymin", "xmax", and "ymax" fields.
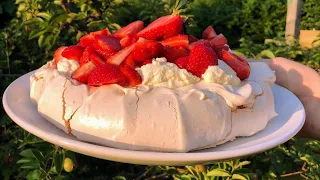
[{"xmin": 1, "ymin": 0, "xmax": 320, "ymax": 179}]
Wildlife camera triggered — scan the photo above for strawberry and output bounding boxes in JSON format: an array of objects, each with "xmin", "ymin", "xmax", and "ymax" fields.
[
  {"xmin": 53, "ymin": 46, "xmax": 67, "ymax": 65},
  {"xmin": 202, "ymin": 26, "xmax": 217, "ymax": 39},
  {"xmin": 94, "ymin": 35, "xmax": 121, "ymax": 53},
  {"xmin": 163, "ymin": 46, "xmax": 189, "ymax": 63},
  {"xmin": 88, "ymin": 64, "xmax": 126, "ymax": 86},
  {"xmin": 188, "ymin": 39, "xmax": 211, "ymax": 50},
  {"xmin": 120, "ymin": 34, "xmax": 138, "ymax": 48},
  {"xmin": 108, "ymin": 43, "xmax": 136, "ymax": 65},
  {"xmin": 61, "ymin": 45, "xmax": 85, "ymax": 61},
  {"xmin": 121, "ymin": 53, "xmax": 135, "ymax": 68},
  {"xmin": 141, "ymin": 59, "xmax": 153, "ymax": 66},
  {"xmin": 212, "ymin": 45, "xmax": 230, "ymax": 59},
  {"xmin": 90, "ymin": 53, "xmax": 105, "ymax": 66},
  {"xmin": 220, "ymin": 49, "xmax": 250, "ymax": 80},
  {"xmin": 208, "ymin": 34, "xmax": 227, "ymax": 47},
  {"xmin": 78, "ymin": 34, "xmax": 95, "ymax": 47},
  {"xmin": 72, "ymin": 61, "xmax": 96, "ymax": 83},
  {"xmin": 132, "ymin": 38, "xmax": 163, "ymax": 62},
  {"xmin": 175, "ymin": 56, "xmax": 189, "ymax": 69},
  {"xmin": 119, "ymin": 66, "xmax": 142, "ymax": 87},
  {"xmin": 95, "ymin": 48, "xmax": 116, "ymax": 60},
  {"xmin": 187, "ymin": 44, "xmax": 218, "ymax": 77},
  {"xmin": 80, "ymin": 46, "xmax": 94, "ymax": 66},
  {"xmin": 160, "ymin": 34, "xmax": 189, "ymax": 48},
  {"xmin": 136, "ymin": 15, "xmax": 183, "ymax": 40},
  {"xmin": 188, "ymin": 35, "xmax": 199, "ymax": 43},
  {"xmin": 113, "ymin": 20, "xmax": 144, "ymax": 39},
  {"xmin": 91, "ymin": 28, "xmax": 111, "ymax": 36}
]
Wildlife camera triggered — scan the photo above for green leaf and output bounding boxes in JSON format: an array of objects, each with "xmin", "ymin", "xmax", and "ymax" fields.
[
  {"xmin": 0, "ymin": 115, "xmax": 11, "ymax": 125},
  {"xmin": 231, "ymin": 174, "xmax": 248, "ymax": 180},
  {"xmin": 26, "ymin": 170, "xmax": 42, "ymax": 180},
  {"xmin": 29, "ymin": 28, "xmax": 48, "ymax": 40},
  {"xmin": 207, "ymin": 169, "xmax": 231, "ymax": 177},
  {"xmin": 20, "ymin": 149, "xmax": 35, "ymax": 158},
  {"xmin": 113, "ymin": 176, "xmax": 126, "ymax": 180},
  {"xmin": 36, "ymin": 12, "xmax": 51, "ymax": 20},
  {"xmin": 20, "ymin": 162, "xmax": 41, "ymax": 169},
  {"xmin": 233, "ymin": 161, "xmax": 250, "ymax": 170},
  {"xmin": 180, "ymin": 175, "xmax": 192, "ymax": 180},
  {"xmin": 23, "ymin": 18, "xmax": 44, "ymax": 25},
  {"xmin": 16, "ymin": 158, "xmax": 34, "ymax": 164},
  {"xmin": 54, "ymin": 150, "xmax": 65, "ymax": 175},
  {"xmin": 38, "ymin": 35, "xmax": 44, "ymax": 47},
  {"xmin": 49, "ymin": 166, "xmax": 57, "ymax": 174},
  {"xmin": 259, "ymin": 50, "xmax": 275, "ymax": 58},
  {"xmin": 49, "ymin": 13, "xmax": 69, "ymax": 26}
]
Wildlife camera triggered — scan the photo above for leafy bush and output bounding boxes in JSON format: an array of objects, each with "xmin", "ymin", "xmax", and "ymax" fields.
[{"xmin": 301, "ymin": 0, "xmax": 320, "ymax": 30}]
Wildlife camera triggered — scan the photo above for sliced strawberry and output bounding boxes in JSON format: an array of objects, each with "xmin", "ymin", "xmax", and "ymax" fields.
[
  {"xmin": 120, "ymin": 34, "xmax": 138, "ymax": 48},
  {"xmin": 80, "ymin": 46, "xmax": 94, "ymax": 66},
  {"xmin": 175, "ymin": 56, "xmax": 189, "ymax": 69},
  {"xmin": 188, "ymin": 35, "xmax": 199, "ymax": 43},
  {"xmin": 119, "ymin": 66, "xmax": 142, "ymax": 87},
  {"xmin": 220, "ymin": 49, "xmax": 250, "ymax": 80},
  {"xmin": 212, "ymin": 45, "xmax": 230, "ymax": 59},
  {"xmin": 88, "ymin": 64, "xmax": 126, "ymax": 86},
  {"xmin": 108, "ymin": 43, "xmax": 136, "ymax": 65},
  {"xmin": 91, "ymin": 28, "xmax": 111, "ymax": 36},
  {"xmin": 163, "ymin": 46, "xmax": 189, "ymax": 63},
  {"xmin": 121, "ymin": 53, "xmax": 135, "ymax": 68},
  {"xmin": 141, "ymin": 59, "xmax": 153, "ymax": 66},
  {"xmin": 90, "ymin": 53, "xmax": 105, "ymax": 66},
  {"xmin": 61, "ymin": 45, "xmax": 85, "ymax": 61},
  {"xmin": 160, "ymin": 34, "xmax": 189, "ymax": 48},
  {"xmin": 94, "ymin": 35, "xmax": 121, "ymax": 53},
  {"xmin": 208, "ymin": 34, "xmax": 227, "ymax": 47},
  {"xmin": 78, "ymin": 34, "xmax": 95, "ymax": 47},
  {"xmin": 95, "ymin": 48, "xmax": 115, "ymax": 60},
  {"xmin": 113, "ymin": 20, "xmax": 144, "ymax": 39},
  {"xmin": 187, "ymin": 44, "xmax": 218, "ymax": 77},
  {"xmin": 132, "ymin": 38, "xmax": 163, "ymax": 62},
  {"xmin": 53, "ymin": 46, "xmax": 67, "ymax": 65},
  {"xmin": 202, "ymin": 26, "xmax": 217, "ymax": 39},
  {"xmin": 188, "ymin": 39, "xmax": 210, "ymax": 51},
  {"xmin": 72, "ymin": 61, "xmax": 96, "ymax": 83},
  {"xmin": 137, "ymin": 15, "xmax": 183, "ymax": 40}
]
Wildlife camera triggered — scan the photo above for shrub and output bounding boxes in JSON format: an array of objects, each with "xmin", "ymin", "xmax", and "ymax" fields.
[{"xmin": 301, "ymin": 0, "xmax": 320, "ymax": 30}]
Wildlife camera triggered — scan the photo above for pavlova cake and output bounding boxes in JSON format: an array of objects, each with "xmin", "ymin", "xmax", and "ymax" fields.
[{"xmin": 30, "ymin": 14, "xmax": 277, "ymax": 152}]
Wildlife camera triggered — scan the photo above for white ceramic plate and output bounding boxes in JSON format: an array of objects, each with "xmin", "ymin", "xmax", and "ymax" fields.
[{"xmin": 3, "ymin": 72, "xmax": 305, "ymax": 165}]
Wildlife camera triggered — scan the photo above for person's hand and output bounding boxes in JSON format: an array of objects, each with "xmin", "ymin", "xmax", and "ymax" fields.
[{"xmin": 252, "ymin": 57, "xmax": 320, "ymax": 140}]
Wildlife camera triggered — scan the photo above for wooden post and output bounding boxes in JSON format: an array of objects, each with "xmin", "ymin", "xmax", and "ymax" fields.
[{"xmin": 285, "ymin": 0, "xmax": 303, "ymax": 44}]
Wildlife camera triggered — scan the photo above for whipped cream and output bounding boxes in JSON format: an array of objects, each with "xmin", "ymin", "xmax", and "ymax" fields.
[
  {"xmin": 136, "ymin": 58, "xmax": 200, "ymax": 89},
  {"xmin": 57, "ymin": 59, "xmax": 79, "ymax": 76}
]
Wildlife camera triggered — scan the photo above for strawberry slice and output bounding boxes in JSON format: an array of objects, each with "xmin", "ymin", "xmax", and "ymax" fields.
[
  {"xmin": 90, "ymin": 53, "xmax": 105, "ymax": 66},
  {"xmin": 80, "ymin": 46, "xmax": 94, "ymax": 66},
  {"xmin": 202, "ymin": 26, "xmax": 217, "ymax": 39},
  {"xmin": 91, "ymin": 28, "xmax": 111, "ymax": 36},
  {"xmin": 212, "ymin": 45, "xmax": 230, "ymax": 59},
  {"xmin": 119, "ymin": 66, "xmax": 142, "ymax": 87},
  {"xmin": 163, "ymin": 46, "xmax": 189, "ymax": 63},
  {"xmin": 120, "ymin": 34, "xmax": 138, "ymax": 48},
  {"xmin": 120, "ymin": 53, "xmax": 135, "ymax": 68},
  {"xmin": 61, "ymin": 45, "xmax": 85, "ymax": 61},
  {"xmin": 188, "ymin": 39, "xmax": 211, "ymax": 51},
  {"xmin": 113, "ymin": 20, "xmax": 144, "ymax": 39},
  {"xmin": 208, "ymin": 34, "xmax": 227, "ymax": 47},
  {"xmin": 78, "ymin": 34, "xmax": 95, "ymax": 47},
  {"xmin": 187, "ymin": 44, "xmax": 218, "ymax": 77},
  {"xmin": 108, "ymin": 43, "xmax": 136, "ymax": 65},
  {"xmin": 137, "ymin": 15, "xmax": 183, "ymax": 40},
  {"xmin": 53, "ymin": 46, "xmax": 67, "ymax": 65},
  {"xmin": 94, "ymin": 35, "xmax": 121, "ymax": 53},
  {"xmin": 188, "ymin": 35, "xmax": 199, "ymax": 43},
  {"xmin": 72, "ymin": 61, "xmax": 96, "ymax": 83},
  {"xmin": 160, "ymin": 34, "xmax": 189, "ymax": 48},
  {"xmin": 88, "ymin": 64, "xmax": 126, "ymax": 86},
  {"xmin": 220, "ymin": 49, "xmax": 250, "ymax": 80},
  {"xmin": 175, "ymin": 56, "xmax": 189, "ymax": 69},
  {"xmin": 141, "ymin": 59, "xmax": 153, "ymax": 66},
  {"xmin": 132, "ymin": 38, "xmax": 163, "ymax": 62}
]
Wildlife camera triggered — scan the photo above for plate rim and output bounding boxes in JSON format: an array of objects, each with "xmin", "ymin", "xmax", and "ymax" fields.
[{"xmin": 2, "ymin": 72, "xmax": 306, "ymax": 165}]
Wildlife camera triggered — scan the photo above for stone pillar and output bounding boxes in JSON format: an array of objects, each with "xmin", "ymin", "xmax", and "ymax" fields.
[{"xmin": 285, "ymin": 0, "xmax": 303, "ymax": 44}]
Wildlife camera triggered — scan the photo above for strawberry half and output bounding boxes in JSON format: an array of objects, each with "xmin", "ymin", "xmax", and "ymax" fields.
[
  {"xmin": 120, "ymin": 53, "xmax": 135, "ymax": 68},
  {"xmin": 108, "ymin": 43, "xmax": 136, "ymax": 65},
  {"xmin": 78, "ymin": 34, "xmax": 95, "ymax": 47},
  {"xmin": 175, "ymin": 56, "xmax": 189, "ymax": 69},
  {"xmin": 160, "ymin": 34, "xmax": 189, "ymax": 48},
  {"xmin": 113, "ymin": 20, "xmax": 144, "ymax": 39},
  {"xmin": 220, "ymin": 49, "xmax": 250, "ymax": 80},
  {"xmin": 212, "ymin": 45, "xmax": 230, "ymax": 59},
  {"xmin": 132, "ymin": 38, "xmax": 163, "ymax": 62},
  {"xmin": 208, "ymin": 34, "xmax": 227, "ymax": 47},
  {"xmin": 90, "ymin": 53, "xmax": 105, "ymax": 66},
  {"xmin": 91, "ymin": 28, "xmax": 111, "ymax": 36},
  {"xmin": 53, "ymin": 46, "xmax": 67, "ymax": 65},
  {"xmin": 187, "ymin": 44, "xmax": 218, "ymax": 77},
  {"xmin": 80, "ymin": 46, "xmax": 94, "ymax": 66},
  {"xmin": 120, "ymin": 34, "xmax": 138, "ymax": 48},
  {"xmin": 202, "ymin": 26, "xmax": 217, "ymax": 39},
  {"xmin": 136, "ymin": 15, "xmax": 183, "ymax": 40},
  {"xmin": 88, "ymin": 64, "xmax": 126, "ymax": 86},
  {"xmin": 72, "ymin": 61, "xmax": 96, "ymax": 83},
  {"xmin": 188, "ymin": 39, "xmax": 211, "ymax": 51},
  {"xmin": 119, "ymin": 66, "xmax": 142, "ymax": 87},
  {"xmin": 61, "ymin": 45, "xmax": 85, "ymax": 61},
  {"xmin": 188, "ymin": 35, "xmax": 199, "ymax": 43},
  {"xmin": 163, "ymin": 46, "xmax": 189, "ymax": 63},
  {"xmin": 94, "ymin": 35, "xmax": 121, "ymax": 53}
]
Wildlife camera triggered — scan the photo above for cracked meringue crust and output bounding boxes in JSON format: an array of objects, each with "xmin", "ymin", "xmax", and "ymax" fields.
[{"xmin": 30, "ymin": 61, "xmax": 277, "ymax": 152}]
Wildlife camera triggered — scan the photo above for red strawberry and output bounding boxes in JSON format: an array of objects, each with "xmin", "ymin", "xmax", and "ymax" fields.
[
  {"xmin": 53, "ymin": 46, "xmax": 67, "ymax": 65},
  {"xmin": 121, "ymin": 53, "xmax": 135, "ymax": 68},
  {"xmin": 113, "ymin": 20, "xmax": 144, "ymax": 39},
  {"xmin": 141, "ymin": 59, "xmax": 153, "ymax": 66},
  {"xmin": 108, "ymin": 43, "xmax": 136, "ymax": 65},
  {"xmin": 94, "ymin": 35, "xmax": 121, "ymax": 53},
  {"xmin": 188, "ymin": 35, "xmax": 199, "ymax": 43},
  {"xmin": 137, "ymin": 15, "xmax": 183, "ymax": 40},
  {"xmin": 187, "ymin": 44, "xmax": 218, "ymax": 77},
  {"xmin": 160, "ymin": 34, "xmax": 189, "ymax": 48},
  {"xmin": 188, "ymin": 39, "xmax": 210, "ymax": 50},
  {"xmin": 61, "ymin": 45, "xmax": 85, "ymax": 61},
  {"xmin": 80, "ymin": 46, "xmax": 94, "ymax": 66},
  {"xmin": 220, "ymin": 49, "xmax": 250, "ymax": 80},
  {"xmin": 95, "ymin": 48, "xmax": 116, "ymax": 60},
  {"xmin": 72, "ymin": 61, "xmax": 96, "ymax": 83},
  {"xmin": 120, "ymin": 35, "xmax": 138, "ymax": 48},
  {"xmin": 163, "ymin": 46, "xmax": 189, "ymax": 63},
  {"xmin": 208, "ymin": 34, "xmax": 227, "ymax": 47},
  {"xmin": 90, "ymin": 53, "xmax": 105, "ymax": 66},
  {"xmin": 212, "ymin": 45, "xmax": 230, "ymax": 59},
  {"xmin": 78, "ymin": 34, "xmax": 95, "ymax": 47},
  {"xmin": 91, "ymin": 28, "xmax": 111, "ymax": 36},
  {"xmin": 202, "ymin": 26, "xmax": 217, "ymax": 39},
  {"xmin": 88, "ymin": 64, "xmax": 126, "ymax": 86},
  {"xmin": 119, "ymin": 66, "xmax": 142, "ymax": 87},
  {"xmin": 175, "ymin": 56, "xmax": 189, "ymax": 69},
  {"xmin": 132, "ymin": 38, "xmax": 163, "ymax": 62}
]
